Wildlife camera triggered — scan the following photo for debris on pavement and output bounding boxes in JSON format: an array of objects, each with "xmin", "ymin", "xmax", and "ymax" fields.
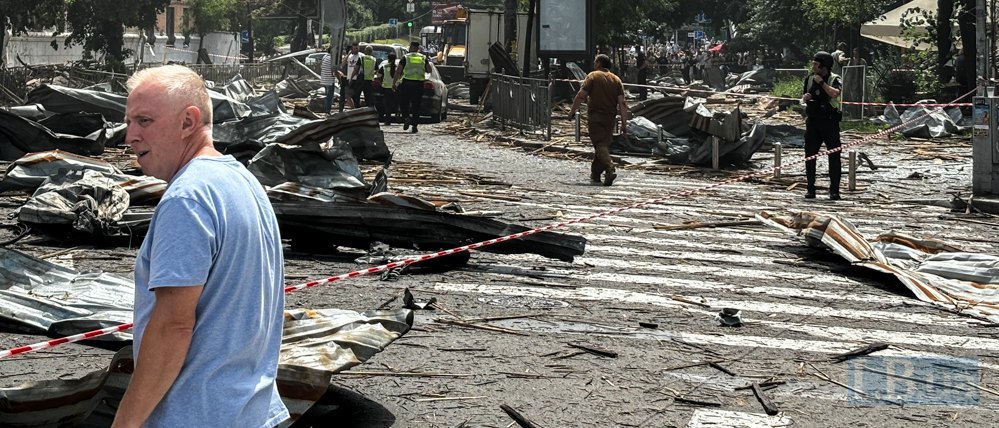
[
  {"xmin": 759, "ymin": 211, "xmax": 999, "ymax": 322},
  {"xmin": 716, "ymin": 308, "xmax": 744, "ymax": 327}
]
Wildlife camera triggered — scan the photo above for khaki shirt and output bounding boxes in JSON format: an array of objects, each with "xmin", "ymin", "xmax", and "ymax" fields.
[{"xmin": 582, "ymin": 69, "xmax": 624, "ymax": 115}]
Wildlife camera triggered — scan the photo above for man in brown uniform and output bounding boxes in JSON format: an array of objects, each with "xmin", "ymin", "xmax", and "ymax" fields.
[{"xmin": 568, "ymin": 54, "xmax": 629, "ymax": 186}]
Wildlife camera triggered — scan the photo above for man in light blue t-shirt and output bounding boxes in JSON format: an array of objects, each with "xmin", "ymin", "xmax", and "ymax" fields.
[{"xmin": 114, "ymin": 64, "xmax": 288, "ymax": 428}]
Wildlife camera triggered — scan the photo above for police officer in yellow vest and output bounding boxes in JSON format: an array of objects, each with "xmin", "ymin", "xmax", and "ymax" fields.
[
  {"xmin": 359, "ymin": 45, "xmax": 377, "ymax": 107},
  {"xmin": 801, "ymin": 51, "xmax": 843, "ymax": 200},
  {"xmin": 376, "ymin": 53, "xmax": 399, "ymax": 125},
  {"xmin": 393, "ymin": 41, "xmax": 431, "ymax": 133}
]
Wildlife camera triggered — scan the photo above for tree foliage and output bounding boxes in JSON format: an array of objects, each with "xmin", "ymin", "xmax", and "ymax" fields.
[
  {"xmin": 0, "ymin": 0, "xmax": 66, "ymax": 66},
  {"xmin": 62, "ymin": 0, "xmax": 171, "ymax": 71}
]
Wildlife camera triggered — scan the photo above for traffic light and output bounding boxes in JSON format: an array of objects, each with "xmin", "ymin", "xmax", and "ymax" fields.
[{"xmin": 407, "ymin": 21, "xmax": 413, "ymax": 28}]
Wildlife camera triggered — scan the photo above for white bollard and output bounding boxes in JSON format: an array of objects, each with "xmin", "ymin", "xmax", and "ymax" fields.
[
  {"xmin": 773, "ymin": 142, "xmax": 782, "ymax": 179},
  {"xmin": 848, "ymin": 151, "xmax": 857, "ymax": 191}
]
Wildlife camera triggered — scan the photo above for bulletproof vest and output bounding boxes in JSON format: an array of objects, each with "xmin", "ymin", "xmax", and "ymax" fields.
[{"xmin": 805, "ymin": 72, "xmax": 841, "ymax": 116}]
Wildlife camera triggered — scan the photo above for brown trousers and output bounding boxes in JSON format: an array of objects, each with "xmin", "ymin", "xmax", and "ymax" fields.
[{"xmin": 588, "ymin": 113, "xmax": 616, "ymax": 178}]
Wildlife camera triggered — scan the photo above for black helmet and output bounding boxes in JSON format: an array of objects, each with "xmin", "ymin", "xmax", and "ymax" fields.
[{"xmin": 813, "ymin": 51, "xmax": 833, "ymax": 69}]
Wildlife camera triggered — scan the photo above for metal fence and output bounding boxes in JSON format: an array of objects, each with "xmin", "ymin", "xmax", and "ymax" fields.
[
  {"xmin": 841, "ymin": 65, "xmax": 867, "ymax": 120},
  {"xmin": 490, "ymin": 73, "xmax": 552, "ymax": 141}
]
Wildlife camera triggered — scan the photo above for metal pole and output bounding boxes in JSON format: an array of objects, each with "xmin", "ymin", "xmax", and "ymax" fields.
[
  {"xmin": 711, "ymin": 137, "xmax": 720, "ymax": 170},
  {"xmin": 977, "ymin": 0, "xmax": 988, "ymax": 96},
  {"xmin": 773, "ymin": 142, "xmax": 782, "ymax": 179},
  {"xmin": 860, "ymin": 65, "xmax": 866, "ymax": 121},
  {"xmin": 575, "ymin": 112, "xmax": 581, "ymax": 142},
  {"xmin": 848, "ymin": 151, "xmax": 857, "ymax": 191},
  {"xmin": 657, "ymin": 124, "xmax": 663, "ymax": 146}
]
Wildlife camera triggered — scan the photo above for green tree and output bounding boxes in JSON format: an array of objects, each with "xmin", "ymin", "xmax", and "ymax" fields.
[
  {"xmin": 185, "ymin": 0, "xmax": 239, "ymax": 60},
  {"xmin": 62, "ymin": 0, "xmax": 171, "ymax": 71},
  {"xmin": 0, "ymin": 0, "xmax": 67, "ymax": 66}
]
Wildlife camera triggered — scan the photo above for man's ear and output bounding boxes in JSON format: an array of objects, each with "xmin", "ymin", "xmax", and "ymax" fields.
[{"xmin": 180, "ymin": 106, "xmax": 202, "ymax": 136}]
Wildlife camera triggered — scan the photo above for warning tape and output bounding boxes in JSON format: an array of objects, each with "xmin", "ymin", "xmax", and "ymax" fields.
[
  {"xmin": 0, "ymin": 88, "xmax": 979, "ymax": 360},
  {"xmin": 840, "ymin": 101, "xmax": 972, "ymax": 107}
]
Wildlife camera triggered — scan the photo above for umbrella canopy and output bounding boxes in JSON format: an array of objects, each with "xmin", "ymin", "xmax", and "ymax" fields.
[{"xmin": 861, "ymin": 0, "xmax": 962, "ymax": 50}]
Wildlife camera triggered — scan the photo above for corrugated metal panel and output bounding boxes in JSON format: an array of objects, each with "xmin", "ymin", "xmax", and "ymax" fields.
[{"xmin": 759, "ymin": 211, "xmax": 999, "ymax": 322}]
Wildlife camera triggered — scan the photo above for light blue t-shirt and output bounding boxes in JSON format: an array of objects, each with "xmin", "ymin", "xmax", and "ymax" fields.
[{"xmin": 133, "ymin": 155, "xmax": 288, "ymax": 427}]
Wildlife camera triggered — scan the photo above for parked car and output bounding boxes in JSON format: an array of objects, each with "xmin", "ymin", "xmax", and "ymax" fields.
[
  {"xmin": 372, "ymin": 59, "xmax": 449, "ymax": 123},
  {"xmin": 359, "ymin": 42, "xmax": 406, "ymax": 68},
  {"xmin": 303, "ymin": 52, "xmax": 327, "ymax": 65}
]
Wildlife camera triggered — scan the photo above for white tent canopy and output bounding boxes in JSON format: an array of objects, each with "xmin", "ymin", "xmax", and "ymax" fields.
[{"xmin": 861, "ymin": 0, "xmax": 947, "ymax": 50}]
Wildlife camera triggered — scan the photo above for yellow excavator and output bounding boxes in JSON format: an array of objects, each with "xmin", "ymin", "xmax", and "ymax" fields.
[{"xmin": 436, "ymin": 6, "xmax": 467, "ymax": 67}]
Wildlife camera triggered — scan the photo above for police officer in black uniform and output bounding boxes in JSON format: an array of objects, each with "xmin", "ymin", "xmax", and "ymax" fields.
[{"xmin": 802, "ymin": 51, "xmax": 843, "ymax": 200}]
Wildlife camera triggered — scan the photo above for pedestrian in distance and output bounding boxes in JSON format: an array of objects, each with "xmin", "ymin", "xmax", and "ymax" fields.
[
  {"xmin": 319, "ymin": 46, "xmax": 336, "ymax": 114},
  {"xmin": 394, "ymin": 41, "xmax": 431, "ymax": 133},
  {"xmin": 568, "ymin": 54, "xmax": 629, "ymax": 186},
  {"xmin": 801, "ymin": 51, "xmax": 843, "ymax": 200},
  {"xmin": 359, "ymin": 45, "xmax": 377, "ymax": 107},
  {"xmin": 636, "ymin": 47, "xmax": 649, "ymax": 101},
  {"xmin": 377, "ymin": 52, "xmax": 399, "ymax": 125},
  {"xmin": 830, "ymin": 42, "xmax": 849, "ymax": 75},
  {"xmin": 344, "ymin": 41, "xmax": 362, "ymax": 109},
  {"xmin": 114, "ymin": 64, "xmax": 288, "ymax": 427}
]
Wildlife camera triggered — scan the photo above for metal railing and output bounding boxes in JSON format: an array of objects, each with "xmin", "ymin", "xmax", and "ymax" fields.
[{"xmin": 490, "ymin": 73, "xmax": 552, "ymax": 141}]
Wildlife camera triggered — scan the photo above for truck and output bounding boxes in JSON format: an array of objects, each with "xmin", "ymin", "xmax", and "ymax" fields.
[{"xmin": 464, "ymin": 9, "xmax": 539, "ymax": 103}]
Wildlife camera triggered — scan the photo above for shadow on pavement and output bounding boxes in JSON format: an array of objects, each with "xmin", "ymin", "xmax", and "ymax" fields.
[{"xmin": 290, "ymin": 384, "xmax": 396, "ymax": 428}]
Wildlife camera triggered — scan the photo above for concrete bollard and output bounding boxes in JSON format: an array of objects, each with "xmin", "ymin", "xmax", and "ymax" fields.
[
  {"xmin": 848, "ymin": 151, "xmax": 857, "ymax": 191},
  {"xmin": 711, "ymin": 137, "xmax": 720, "ymax": 170},
  {"xmin": 773, "ymin": 142, "xmax": 782, "ymax": 179},
  {"xmin": 574, "ymin": 112, "xmax": 581, "ymax": 143}
]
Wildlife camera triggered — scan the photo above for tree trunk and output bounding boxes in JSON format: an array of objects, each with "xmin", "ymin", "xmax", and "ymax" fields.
[
  {"xmin": 958, "ymin": 0, "xmax": 977, "ymax": 94},
  {"xmin": 504, "ymin": 0, "xmax": 517, "ymax": 55},
  {"xmin": 291, "ymin": 0, "xmax": 309, "ymax": 52},
  {"xmin": 938, "ymin": 0, "xmax": 954, "ymax": 84},
  {"xmin": 246, "ymin": 3, "xmax": 254, "ymax": 63}
]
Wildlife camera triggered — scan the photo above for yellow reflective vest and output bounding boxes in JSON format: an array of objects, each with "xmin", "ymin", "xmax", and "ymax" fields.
[{"xmin": 402, "ymin": 53, "xmax": 426, "ymax": 81}]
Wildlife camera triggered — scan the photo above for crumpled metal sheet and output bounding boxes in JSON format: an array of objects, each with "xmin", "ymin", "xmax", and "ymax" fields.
[
  {"xmin": 759, "ymin": 211, "xmax": 999, "ymax": 322},
  {"xmin": 687, "ymin": 408, "xmax": 793, "ymax": 427},
  {"xmin": 247, "ymin": 139, "xmax": 367, "ymax": 189},
  {"xmin": 25, "ymin": 84, "xmax": 128, "ymax": 123},
  {"xmin": 0, "ymin": 151, "xmax": 166, "ymax": 205},
  {"xmin": 0, "ymin": 109, "xmax": 108, "ymax": 161},
  {"xmin": 0, "ymin": 247, "xmax": 135, "ymax": 340},
  {"xmin": 881, "ymin": 101, "xmax": 967, "ymax": 138},
  {"xmin": 0, "ymin": 309, "xmax": 413, "ymax": 427},
  {"xmin": 17, "ymin": 169, "xmax": 130, "ymax": 235}
]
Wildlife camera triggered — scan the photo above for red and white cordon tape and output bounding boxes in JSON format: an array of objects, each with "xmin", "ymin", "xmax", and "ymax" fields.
[
  {"xmin": 839, "ymin": 101, "xmax": 972, "ymax": 107},
  {"xmin": 0, "ymin": 88, "xmax": 980, "ymax": 360}
]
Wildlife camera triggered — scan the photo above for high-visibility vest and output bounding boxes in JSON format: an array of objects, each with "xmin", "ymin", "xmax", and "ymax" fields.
[
  {"xmin": 402, "ymin": 53, "xmax": 426, "ymax": 81},
  {"xmin": 362, "ymin": 55, "xmax": 376, "ymax": 80},
  {"xmin": 381, "ymin": 62, "xmax": 395, "ymax": 89},
  {"xmin": 806, "ymin": 72, "xmax": 841, "ymax": 110}
]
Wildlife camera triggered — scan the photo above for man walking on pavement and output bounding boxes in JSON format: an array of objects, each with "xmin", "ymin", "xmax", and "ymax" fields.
[
  {"xmin": 568, "ymin": 54, "xmax": 629, "ymax": 186},
  {"xmin": 801, "ymin": 51, "xmax": 843, "ymax": 200},
  {"xmin": 394, "ymin": 41, "xmax": 431, "ymax": 133}
]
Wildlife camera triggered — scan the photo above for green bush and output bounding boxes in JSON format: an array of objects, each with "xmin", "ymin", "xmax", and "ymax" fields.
[{"xmin": 772, "ymin": 78, "xmax": 802, "ymax": 99}]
